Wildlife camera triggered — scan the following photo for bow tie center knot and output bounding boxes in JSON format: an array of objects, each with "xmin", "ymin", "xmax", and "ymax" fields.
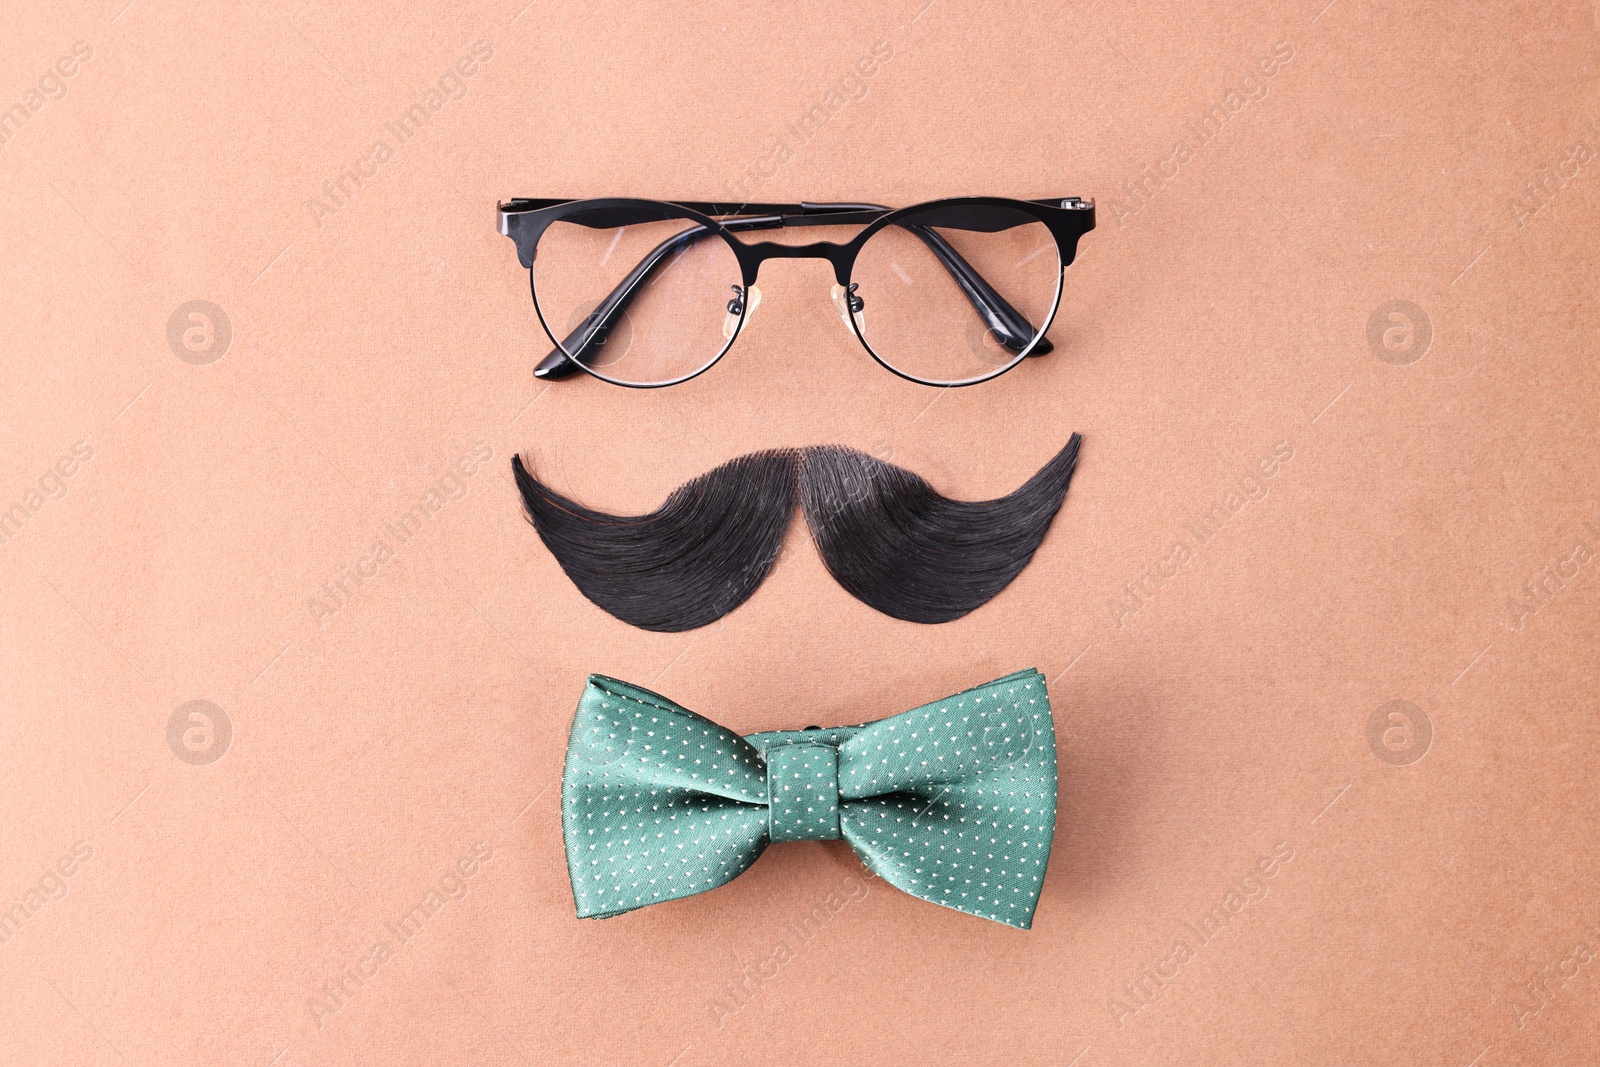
[{"xmin": 765, "ymin": 742, "xmax": 842, "ymax": 842}]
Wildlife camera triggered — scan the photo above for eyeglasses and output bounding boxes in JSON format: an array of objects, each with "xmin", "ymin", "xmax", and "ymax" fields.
[{"xmin": 497, "ymin": 196, "xmax": 1095, "ymax": 388}]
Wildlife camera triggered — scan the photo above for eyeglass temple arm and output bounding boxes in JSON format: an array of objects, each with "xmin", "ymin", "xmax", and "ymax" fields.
[
  {"xmin": 825, "ymin": 203, "xmax": 1057, "ymax": 362},
  {"xmin": 905, "ymin": 221, "xmax": 1055, "ymax": 358},
  {"xmin": 534, "ymin": 221, "xmax": 731, "ymax": 380},
  {"xmin": 533, "ymin": 203, "xmax": 1052, "ymax": 380}
]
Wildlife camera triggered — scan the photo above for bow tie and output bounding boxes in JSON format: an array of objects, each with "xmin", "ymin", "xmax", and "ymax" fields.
[{"xmin": 561, "ymin": 669, "xmax": 1057, "ymax": 929}]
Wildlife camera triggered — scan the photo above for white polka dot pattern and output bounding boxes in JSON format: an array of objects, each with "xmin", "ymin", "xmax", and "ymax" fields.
[
  {"xmin": 764, "ymin": 743, "xmax": 841, "ymax": 842},
  {"xmin": 562, "ymin": 669, "xmax": 1057, "ymax": 928}
]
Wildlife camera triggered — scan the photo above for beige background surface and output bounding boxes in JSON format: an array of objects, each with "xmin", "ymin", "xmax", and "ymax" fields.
[{"xmin": 3, "ymin": 1, "xmax": 1599, "ymax": 1064}]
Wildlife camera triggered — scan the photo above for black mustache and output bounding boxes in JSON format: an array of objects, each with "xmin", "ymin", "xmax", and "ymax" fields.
[
  {"xmin": 511, "ymin": 436, "xmax": 1080, "ymax": 632},
  {"xmin": 511, "ymin": 449, "xmax": 798, "ymax": 632},
  {"xmin": 800, "ymin": 436, "xmax": 1081, "ymax": 624}
]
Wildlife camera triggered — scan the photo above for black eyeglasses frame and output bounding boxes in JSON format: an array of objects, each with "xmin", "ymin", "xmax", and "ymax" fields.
[{"xmin": 497, "ymin": 195, "xmax": 1096, "ymax": 388}]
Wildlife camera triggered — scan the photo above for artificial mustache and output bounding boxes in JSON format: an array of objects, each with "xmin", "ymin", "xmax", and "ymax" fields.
[{"xmin": 511, "ymin": 434, "xmax": 1080, "ymax": 632}]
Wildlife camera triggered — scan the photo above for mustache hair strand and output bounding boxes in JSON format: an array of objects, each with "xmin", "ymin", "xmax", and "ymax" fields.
[
  {"xmin": 511, "ymin": 450, "xmax": 799, "ymax": 632},
  {"xmin": 799, "ymin": 435, "xmax": 1081, "ymax": 624}
]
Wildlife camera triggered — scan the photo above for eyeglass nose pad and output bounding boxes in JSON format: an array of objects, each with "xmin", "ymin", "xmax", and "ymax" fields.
[
  {"xmin": 722, "ymin": 284, "xmax": 762, "ymax": 341},
  {"xmin": 829, "ymin": 282, "xmax": 864, "ymax": 336}
]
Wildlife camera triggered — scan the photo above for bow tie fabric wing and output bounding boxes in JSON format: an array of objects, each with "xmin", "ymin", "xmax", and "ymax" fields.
[{"xmin": 560, "ymin": 669, "xmax": 1058, "ymax": 929}]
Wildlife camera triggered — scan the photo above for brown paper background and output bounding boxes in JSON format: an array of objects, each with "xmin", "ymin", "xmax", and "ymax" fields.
[{"xmin": 3, "ymin": 1, "xmax": 1598, "ymax": 1064}]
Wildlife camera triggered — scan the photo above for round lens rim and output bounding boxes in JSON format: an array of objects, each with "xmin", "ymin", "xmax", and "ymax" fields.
[
  {"xmin": 842, "ymin": 198, "xmax": 1066, "ymax": 387},
  {"xmin": 528, "ymin": 198, "xmax": 749, "ymax": 389}
]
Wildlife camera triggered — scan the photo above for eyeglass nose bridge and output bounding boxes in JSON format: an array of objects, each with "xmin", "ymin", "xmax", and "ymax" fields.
[
  {"xmin": 728, "ymin": 241, "xmax": 864, "ymax": 339},
  {"xmin": 733, "ymin": 239, "xmax": 857, "ymax": 286}
]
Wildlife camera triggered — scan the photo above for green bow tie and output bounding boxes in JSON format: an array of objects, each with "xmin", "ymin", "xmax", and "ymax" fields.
[{"xmin": 561, "ymin": 668, "xmax": 1057, "ymax": 929}]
